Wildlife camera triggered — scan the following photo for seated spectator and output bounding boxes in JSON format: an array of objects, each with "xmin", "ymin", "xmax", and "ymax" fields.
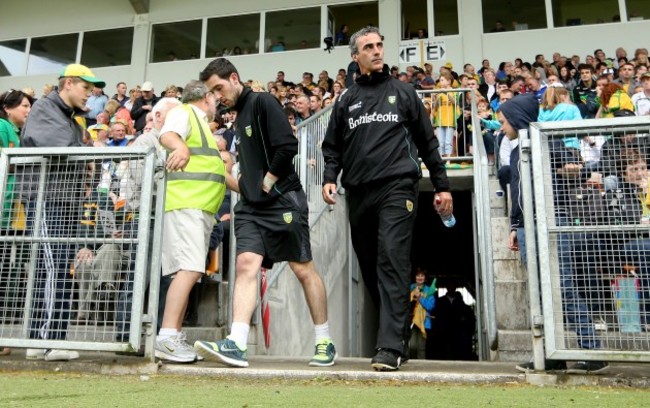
[
  {"xmin": 335, "ymin": 24, "xmax": 349, "ymax": 45},
  {"xmin": 250, "ymin": 80, "xmax": 266, "ymax": 92},
  {"xmin": 490, "ymin": 20, "xmax": 507, "ymax": 32},
  {"xmin": 331, "ymin": 81, "xmax": 345, "ymax": 100},
  {"xmin": 283, "ymin": 107, "xmax": 297, "ymax": 135},
  {"xmin": 597, "ymin": 82, "xmax": 634, "ymax": 118},
  {"xmin": 476, "ymin": 97, "xmax": 496, "ymax": 164},
  {"xmin": 573, "ymin": 64, "xmax": 599, "ymax": 118},
  {"xmin": 107, "ymin": 120, "xmax": 130, "ymax": 147},
  {"xmin": 164, "ymin": 84, "xmax": 179, "ymax": 99},
  {"xmin": 104, "ymin": 99, "xmax": 134, "ymax": 135},
  {"xmin": 559, "ymin": 66, "xmax": 577, "ymax": 91},
  {"xmin": 478, "ymin": 69, "xmax": 498, "ymax": 102},
  {"xmin": 74, "ymin": 191, "xmax": 128, "ymax": 325},
  {"xmin": 124, "ymin": 86, "xmax": 141, "ymax": 112},
  {"xmin": 415, "ymin": 68, "xmax": 435, "ymax": 90},
  {"xmin": 631, "ymin": 72, "xmax": 650, "ymax": 116}
]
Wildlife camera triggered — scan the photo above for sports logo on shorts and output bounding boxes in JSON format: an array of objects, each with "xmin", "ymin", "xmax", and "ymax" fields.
[
  {"xmin": 406, "ymin": 199, "xmax": 413, "ymax": 212},
  {"xmin": 283, "ymin": 212, "xmax": 293, "ymax": 224},
  {"xmin": 388, "ymin": 95, "xmax": 396, "ymax": 104},
  {"xmin": 245, "ymin": 126, "xmax": 252, "ymax": 137}
]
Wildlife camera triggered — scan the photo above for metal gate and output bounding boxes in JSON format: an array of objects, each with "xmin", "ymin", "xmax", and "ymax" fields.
[
  {"xmin": 0, "ymin": 147, "xmax": 162, "ymax": 356},
  {"xmin": 522, "ymin": 116, "xmax": 650, "ymax": 363}
]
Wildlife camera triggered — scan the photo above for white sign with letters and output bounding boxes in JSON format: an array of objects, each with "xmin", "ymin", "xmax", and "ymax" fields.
[{"xmin": 398, "ymin": 39, "xmax": 446, "ymax": 65}]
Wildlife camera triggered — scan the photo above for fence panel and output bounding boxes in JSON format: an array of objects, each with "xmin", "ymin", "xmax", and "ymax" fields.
[
  {"xmin": 526, "ymin": 117, "xmax": 650, "ymax": 361},
  {"xmin": 417, "ymin": 88, "xmax": 478, "ymax": 164},
  {"xmin": 0, "ymin": 147, "xmax": 159, "ymax": 354}
]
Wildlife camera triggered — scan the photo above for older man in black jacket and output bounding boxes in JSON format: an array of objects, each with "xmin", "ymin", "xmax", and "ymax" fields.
[{"xmin": 322, "ymin": 26, "xmax": 452, "ymax": 372}]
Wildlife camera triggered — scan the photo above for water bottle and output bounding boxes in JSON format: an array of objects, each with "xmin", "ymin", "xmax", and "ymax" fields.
[{"xmin": 435, "ymin": 197, "xmax": 456, "ymax": 228}]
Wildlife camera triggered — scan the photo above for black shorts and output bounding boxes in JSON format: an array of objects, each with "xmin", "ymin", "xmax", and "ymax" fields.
[{"xmin": 234, "ymin": 189, "xmax": 312, "ymax": 269}]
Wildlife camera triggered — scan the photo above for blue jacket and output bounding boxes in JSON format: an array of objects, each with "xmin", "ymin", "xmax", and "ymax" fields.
[{"xmin": 410, "ymin": 283, "xmax": 436, "ymax": 330}]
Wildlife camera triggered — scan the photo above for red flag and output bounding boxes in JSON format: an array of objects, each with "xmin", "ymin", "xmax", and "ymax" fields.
[{"xmin": 260, "ymin": 267, "xmax": 271, "ymax": 349}]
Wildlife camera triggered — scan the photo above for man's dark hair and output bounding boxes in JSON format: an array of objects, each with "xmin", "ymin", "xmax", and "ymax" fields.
[
  {"xmin": 497, "ymin": 78, "xmax": 510, "ymax": 87},
  {"xmin": 577, "ymin": 63, "xmax": 594, "ymax": 73},
  {"xmin": 278, "ymin": 71, "xmax": 285, "ymax": 76},
  {"xmin": 596, "ymin": 62, "xmax": 608, "ymax": 71},
  {"xmin": 199, "ymin": 58, "xmax": 239, "ymax": 82},
  {"xmin": 535, "ymin": 54, "xmax": 543, "ymax": 61}
]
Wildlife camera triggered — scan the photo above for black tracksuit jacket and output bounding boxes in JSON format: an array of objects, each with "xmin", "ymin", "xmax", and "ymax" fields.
[
  {"xmin": 233, "ymin": 87, "xmax": 301, "ymax": 205},
  {"xmin": 322, "ymin": 65, "xmax": 449, "ymax": 192}
]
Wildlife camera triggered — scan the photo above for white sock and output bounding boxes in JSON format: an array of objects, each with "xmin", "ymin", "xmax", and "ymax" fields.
[
  {"xmin": 228, "ymin": 322, "xmax": 249, "ymax": 349},
  {"xmin": 157, "ymin": 328, "xmax": 178, "ymax": 341},
  {"xmin": 314, "ymin": 322, "xmax": 331, "ymax": 343}
]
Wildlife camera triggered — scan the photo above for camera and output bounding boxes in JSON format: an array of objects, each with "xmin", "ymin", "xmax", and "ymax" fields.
[{"xmin": 323, "ymin": 37, "xmax": 334, "ymax": 53}]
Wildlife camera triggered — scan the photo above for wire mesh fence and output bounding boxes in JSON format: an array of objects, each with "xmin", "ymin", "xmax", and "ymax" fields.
[
  {"xmin": 0, "ymin": 147, "xmax": 159, "ymax": 353},
  {"xmin": 527, "ymin": 117, "xmax": 650, "ymax": 361},
  {"xmin": 417, "ymin": 89, "xmax": 481, "ymax": 164},
  {"xmin": 296, "ymin": 106, "xmax": 332, "ymax": 227}
]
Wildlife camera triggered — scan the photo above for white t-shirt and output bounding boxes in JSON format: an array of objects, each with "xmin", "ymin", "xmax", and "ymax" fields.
[
  {"xmin": 159, "ymin": 104, "xmax": 208, "ymax": 141},
  {"xmin": 631, "ymin": 91, "xmax": 650, "ymax": 116}
]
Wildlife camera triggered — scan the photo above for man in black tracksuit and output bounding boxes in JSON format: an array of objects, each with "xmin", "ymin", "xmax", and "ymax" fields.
[
  {"xmin": 193, "ymin": 58, "xmax": 337, "ymax": 369},
  {"xmin": 322, "ymin": 26, "xmax": 452, "ymax": 371}
]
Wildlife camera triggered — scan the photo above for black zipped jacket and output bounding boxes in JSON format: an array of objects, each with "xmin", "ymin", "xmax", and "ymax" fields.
[
  {"xmin": 234, "ymin": 87, "xmax": 301, "ymax": 205},
  {"xmin": 322, "ymin": 65, "xmax": 449, "ymax": 192}
]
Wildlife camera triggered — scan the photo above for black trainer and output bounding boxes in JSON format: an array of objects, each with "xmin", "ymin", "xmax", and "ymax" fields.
[
  {"xmin": 371, "ymin": 349, "xmax": 401, "ymax": 371},
  {"xmin": 515, "ymin": 359, "xmax": 567, "ymax": 372},
  {"xmin": 566, "ymin": 361, "xmax": 609, "ymax": 374}
]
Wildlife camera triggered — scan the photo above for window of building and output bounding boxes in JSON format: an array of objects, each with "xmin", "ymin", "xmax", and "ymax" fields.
[
  {"xmin": 401, "ymin": 0, "xmax": 428, "ymax": 39},
  {"xmin": 552, "ymin": 0, "xmax": 620, "ymax": 27},
  {"xmin": 206, "ymin": 13, "xmax": 260, "ymax": 57},
  {"xmin": 328, "ymin": 2, "xmax": 379, "ymax": 45},
  {"xmin": 151, "ymin": 20, "xmax": 201, "ymax": 63},
  {"xmin": 434, "ymin": 0, "xmax": 459, "ymax": 36},
  {"xmin": 265, "ymin": 7, "xmax": 320, "ymax": 52},
  {"xmin": 27, "ymin": 33, "xmax": 79, "ymax": 75},
  {"xmin": 482, "ymin": 0, "xmax": 547, "ymax": 32},
  {"xmin": 81, "ymin": 27, "xmax": 134, "ymax": 68},
  {"xmin": 0, "ymin": 39, "xmax": 27, "ymax": 77},
  {"xmin": 626, "ymin": 0, "xmax": 650, "ymax": 21}
]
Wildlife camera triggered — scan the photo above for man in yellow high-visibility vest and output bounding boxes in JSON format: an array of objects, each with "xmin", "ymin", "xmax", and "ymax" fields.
[{"xmin": 155, "ymin": 80, "xmax": 236, "ymax": 363}]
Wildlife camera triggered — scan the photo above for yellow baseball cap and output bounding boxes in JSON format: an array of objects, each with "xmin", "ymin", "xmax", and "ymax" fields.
[{"xmin": 59, "ymin": 64, "xmax": 106, "ymax": 88}]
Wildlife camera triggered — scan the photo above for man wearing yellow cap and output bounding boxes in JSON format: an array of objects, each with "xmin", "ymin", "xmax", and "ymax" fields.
[{"xmin": 19, "ymin": 64, "xmax": 105, "ymax": 361}]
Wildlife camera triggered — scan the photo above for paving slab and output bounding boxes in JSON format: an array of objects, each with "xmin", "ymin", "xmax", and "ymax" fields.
[{"xmin": 2, "ymin": 350, "xmax": 650, "ymax": 387}]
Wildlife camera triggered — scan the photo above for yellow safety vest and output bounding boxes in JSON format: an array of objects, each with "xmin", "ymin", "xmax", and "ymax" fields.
[{"xmin": 165, "ymin": 104, "xmax": 226, "ymax": 214}]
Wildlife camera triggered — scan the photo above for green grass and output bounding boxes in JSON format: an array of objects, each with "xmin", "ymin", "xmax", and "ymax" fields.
[{"xmin": 0, "ymin": 372, "xmax": 645, "ymax": 407}]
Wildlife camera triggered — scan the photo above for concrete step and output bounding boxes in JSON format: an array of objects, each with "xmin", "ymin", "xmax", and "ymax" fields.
[{"xmin": 497, "ymin": 329, "xmax": 533, "ymax": 362}]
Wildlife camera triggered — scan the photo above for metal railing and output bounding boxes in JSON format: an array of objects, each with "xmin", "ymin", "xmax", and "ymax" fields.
[
  {"xmin": 253, "ymin": 105, "xmax": 335, "ymax": 296},
  {"xmin": 417, "ymin": 88, "xmax": 477, "ymax": 164},
  {"xmin": 0, "ymin": 147, "xmax": 162, "ymax": 357},
  {"xmin": 522, "ymin": 116, "xmax": 650, "ymax": 364}
]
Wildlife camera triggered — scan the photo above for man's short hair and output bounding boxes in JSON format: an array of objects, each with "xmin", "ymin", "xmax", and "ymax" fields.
[
  {"xmin": 181, "ymin": 80, "xmax": 210, "ymax": 103},
  {"xmin": 349, "ymin": 25, "xmax": 383, "ymax": 56},
  {"xmin": 577, "ymin": 63, "xmax": 594, "ymax": 73},
  {"xmin": 199, "ymin": 58, "xmax": 239, "ymax": 82},
  {"xmin": 152, "ymin": 97, "xmax": 182, "ymax": 117}
]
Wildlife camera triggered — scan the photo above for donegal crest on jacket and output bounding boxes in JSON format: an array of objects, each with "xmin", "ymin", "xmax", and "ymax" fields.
[
  {"xmin": 388, "ymin": 95, "xmax": 396, "ymax": 104},
  {"xmin": 283, "ymin": 212, "xmax": 293, "ymax": 224},
  {"xmin": 245, "ymin": 125, "xmax": 252, "ymax": 137}
]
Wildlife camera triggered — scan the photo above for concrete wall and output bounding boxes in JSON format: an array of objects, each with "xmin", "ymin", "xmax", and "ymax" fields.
[{"xmin": 261, "ymin": 196, "xmax": 363, "ymax": 357}]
